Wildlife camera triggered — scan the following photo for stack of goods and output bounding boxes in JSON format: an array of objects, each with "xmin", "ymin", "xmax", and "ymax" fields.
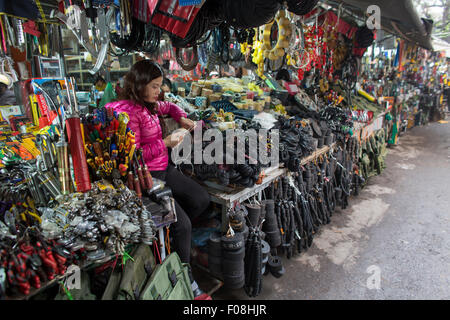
[
  {"xmin": 259, "ymin": 138, "xmax": 360, "ymax": 261},
  {"xmin": 179, "ymin": 128, "xmax": 265, "ymax": 188},
  {"xmin": 207, "ymin": 204, "xmax": 250, "ymax": 289},
  {"xmin": 357, "ymin": 129, "xmax": 387, "ymax": 183},
  {"xmin": 319, "ymin": 106, "xmax": 354, "ymax": 141},
  {"xmin": 40, "ymin": 180, "xmax": 157, "ymax": 264},
  {"xmin": 185, "ymin": 78, "xmax": 271, "ymax": 115},
  {"xmin": 220, "ymin": 204, "xmax": 249, "ymax": 289},
  {"xmin": 0, "ymin": 79, "xmax": 163, "ymax": 299},
  {"xmin": 275, "ymin": 116, "xmax": 315, "ymax": 172},
  {"xmin": 0, "ymin": 226, "xmax": 78, "ymax": 297}
]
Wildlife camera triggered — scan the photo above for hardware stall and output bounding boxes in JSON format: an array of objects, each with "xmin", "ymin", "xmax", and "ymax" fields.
[{"xmin": 0, "ymin": 0, "xmax": 448, "ymax": 300}]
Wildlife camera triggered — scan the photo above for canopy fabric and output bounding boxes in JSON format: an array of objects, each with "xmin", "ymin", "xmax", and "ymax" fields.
[
  {"xmin": 327, "ymin": 0, "xmax": 433, "ymax": 50},
  {"xmin": 0, "ymin": 0, "xmax": 40, "ymax": 20}
]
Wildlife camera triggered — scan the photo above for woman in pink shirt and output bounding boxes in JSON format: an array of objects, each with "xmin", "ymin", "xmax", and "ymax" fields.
[{"xmin": 106, "ymin": 60, "xmax": 210, "ymax": 298}]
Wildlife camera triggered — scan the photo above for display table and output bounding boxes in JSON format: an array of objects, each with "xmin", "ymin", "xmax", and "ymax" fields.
[{"xmin": 204, "ymin": 145, "xmax": 334, "ymax": 231}]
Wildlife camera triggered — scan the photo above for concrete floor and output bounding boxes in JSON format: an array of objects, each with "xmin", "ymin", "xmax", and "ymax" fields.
[{"xmin": 210, "ymin": 119, "xmax": 450, "ymax": 300}]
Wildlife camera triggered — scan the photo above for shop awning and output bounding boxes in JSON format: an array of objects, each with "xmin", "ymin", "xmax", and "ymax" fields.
[
  {"xmin": 327, "ymin": 0, "xmax": 434, "ymax": 50},
  {"xmin": 0, "ymin": 0, "xmax": 59, "ymax": 22}
]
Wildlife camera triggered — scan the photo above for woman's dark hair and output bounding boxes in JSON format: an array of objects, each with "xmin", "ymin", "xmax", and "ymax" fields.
[
  {"xmin": 162, "ymin": 77, "xmax": 172, "ymax": 91},
  {"xmin": 276, "ymin": 69, "xmax": 291, "ymax": 82},
  {"xmin": 118, "ymin": 59, "xmax": 164, "ymax": 114}
]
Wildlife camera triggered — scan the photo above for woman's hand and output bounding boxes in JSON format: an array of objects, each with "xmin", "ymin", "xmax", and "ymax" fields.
[
  {"xmin": 164, "ymin": 134, "xmax": 184, "ymax": 148},
  {"xmin": 179, "ymin": 117, "xmax": 196, "ymax": 131}
]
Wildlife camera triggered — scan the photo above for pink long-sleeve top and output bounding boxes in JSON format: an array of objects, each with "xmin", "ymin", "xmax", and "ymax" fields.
[{"xmin": 105, "ymin": 100, "xmax": 187, "ymax": 172}]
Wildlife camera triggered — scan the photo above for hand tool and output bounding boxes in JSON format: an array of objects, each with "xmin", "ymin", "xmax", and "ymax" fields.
[
  {"xmin": 134, "ymin": 153, "xmax": 146, "ymax": 191},
  {"xmin": 137, "ymin": 148, "xmax": 153, "ymax": 190},
  {"xmin": 132, "ymin": 163, "xmax": 142, "ymax": 198},
  {"xmin": 65, "ymin": 77, "xmax": 91, "ymax": 192},
  {"xmin": 56, "ymin": 138, "xmax": 71, "ymax": 195}
]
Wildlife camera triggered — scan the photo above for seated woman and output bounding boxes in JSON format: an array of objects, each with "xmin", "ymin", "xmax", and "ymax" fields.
[{"xmin": 105, "ymin": 60, "xmax": 210, "ymax": 299}]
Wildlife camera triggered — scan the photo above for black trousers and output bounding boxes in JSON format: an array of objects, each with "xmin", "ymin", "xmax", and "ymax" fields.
[{"xmin": 151, "ymin": 165, "xmax": 210, "ymax": 263}]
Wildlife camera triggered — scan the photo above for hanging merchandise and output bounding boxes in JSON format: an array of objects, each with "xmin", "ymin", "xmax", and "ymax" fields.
[
  {"xmin": 293, "ymin": 21, "xmax": 320, "ymax": 81},
  {"xmin": 0, "ymin": 55, "xmax": 18, "ymax": 89},
  {"xmin": 286, "ymin": 16, "xmax": 308, "ymax": 70},
  {"xmin": 286, "ymin": 0, "xmax": 319, "ymax": 16},
  {"xmin": 262, "ymin": 10, "xmax": 292, "ymax": 62},
  {"xmin": 0, "ymin": 0, "xmax": 40, "ymax": 20},
  {"xmin": 353, "ymin": 26, "xmax": 375, "ymax": 57},
  {"xmin": 52, "ymin": 4, "xmax": 114, "ymax": 74},
  {"xmin": 176, "ymin": 46, "xmax": 199, "ymax": 71},
  {"xmin": 251, "ymin": 39, "xmax": 265, "ymax": 78},
  {"xmin": 169, "ymin": 0, "xmax": 222, "ymax": 49},
  {"xmin": 147, "ymin": 0, "xmax": 204, "ymax": 40},
  {"xmin": 215, "ymin": 0, "xmax": 280, "ymax": 29},
  {"xmin": 110, "ymin": 17, "xmax": 145, "ymax": 53},
  {"xmin": 340, "ymin": 56, "xmax": 359, "ymax": 90}
]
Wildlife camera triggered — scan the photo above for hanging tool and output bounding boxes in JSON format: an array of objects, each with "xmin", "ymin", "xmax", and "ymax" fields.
[
  {"xmin": 35, "ymin": 134, "xmax": 51, "ymax": 172},
  {"xmin": 65, "ymin": 77, "xmax": 91, "ymax": 192},
  {"xmin": 134, "ymin": 153, "xmax": 145, "ymax": 192},
  {"xmin": 137, "ymin": 148, "xmax": 153, "ymax": 190},
  {"xmin": 90, "ymin": 6, "xmax": 115, "ymax": 74},
  {"xmin": 85, "ymin": 0, "xmax": 99, "ymax": 51},
  {"xmin": 132, "ymin": 162, "xmax": 142, "ymax": 198},
  {"xmin": 51, "ymin": 5, "xmax": 114, "ymax": 74}
]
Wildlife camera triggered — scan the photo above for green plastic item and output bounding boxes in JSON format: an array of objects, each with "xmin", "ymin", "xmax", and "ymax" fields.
[
  {"xmin": 98, "ymin": 83, "xmax": 117, "ymax": 108},
  {"xmin": 388, "ymin": 122, "xmax": 398, "ymax": 145}
]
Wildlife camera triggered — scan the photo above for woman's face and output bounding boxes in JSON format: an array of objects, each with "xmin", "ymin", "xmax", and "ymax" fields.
[{"xmin": 142, "ymin": 76, "xmax": 163, "ymax": 103}]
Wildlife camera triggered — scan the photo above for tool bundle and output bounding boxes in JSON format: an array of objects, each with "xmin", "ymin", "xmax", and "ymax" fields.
[
  {"xmin": 0, "ymin": 134, "xmax": 40, "ymax": 167},
  {"xmin": 81, "ymin": 107, "xmax": 153, "ymax": 198},
  {"xmin": 276, "ymin": 116, "xmax": 315, "ymax": 172},
  {"xmin": 0, "ymin": 226, "xmax": 78, "ymax": 298},
  {"xmin": 40, "ymin": 180, "xmax": 157, "ymax": 263},
  {"xmin": 27, "ymin": 77, "xmax": 92, "ymax": 197},
  {"xmin": 261, "ymin": 137, "xmax": 360, "ymax": 259},
  {"xmin": 357, "ymin": 129, "xmax": 387, "ymax": 184},
  {"xmin": 178, "ymin": 128, "xmax": 265, "ymax": 188}
]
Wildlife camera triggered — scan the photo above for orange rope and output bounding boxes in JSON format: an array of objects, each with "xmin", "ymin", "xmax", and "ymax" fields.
[{"xmin": 165, "ymin": 227, "xmax": 171, "ymax": 255}]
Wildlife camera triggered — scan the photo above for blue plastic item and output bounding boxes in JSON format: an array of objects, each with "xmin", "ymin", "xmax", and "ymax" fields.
[
  {"xmin": 178, "ymin": 0, "xmax": 203, "ymax": 6},
  {"xmin": 211, "ymin": 100, "xmax": 238, "ymax": 112}
]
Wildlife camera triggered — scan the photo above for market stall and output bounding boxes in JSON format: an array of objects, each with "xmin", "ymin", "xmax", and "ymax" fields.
[{"xmin": 0, "ymin": 0, "xmax": 448, "ymax": 300}]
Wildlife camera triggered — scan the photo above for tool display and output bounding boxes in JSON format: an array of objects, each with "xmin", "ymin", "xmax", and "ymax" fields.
[{"xmin": 81, "ymin": 108, "xmax": 154, "ymax": 197}]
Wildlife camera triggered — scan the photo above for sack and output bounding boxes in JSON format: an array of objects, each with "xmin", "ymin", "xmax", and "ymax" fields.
[
  {"xmin": 115, "ymin": 244, "xmax": 156, "ymax": 300},
  {"xmin": 101, "ymin": 264, "xmax": 123, "ymax": 300},
  {"xmin": 140, "ymin": 252, "xmax": 194, "ymax": 300}
]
